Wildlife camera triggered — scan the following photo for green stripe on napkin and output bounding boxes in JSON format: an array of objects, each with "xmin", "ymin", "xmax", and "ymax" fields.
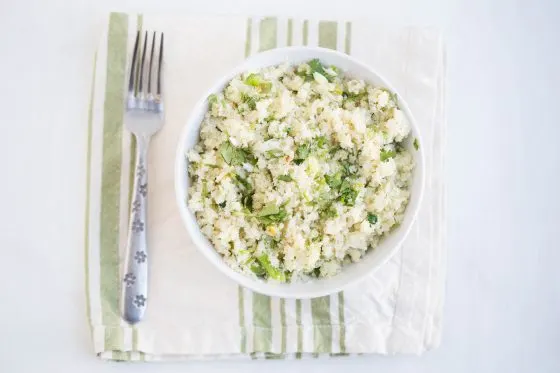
[{"xmin": 100, "ymin": 14, "xmax": 128, "ymax": 350}]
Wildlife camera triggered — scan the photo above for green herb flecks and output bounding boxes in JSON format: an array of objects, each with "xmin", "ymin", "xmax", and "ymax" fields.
[
  {"xmin": 383, "ymin": 88, "xmax": 398, "ymax": 105},
  {"xmin": 257, "ymin": 253, "xmax": 286, "ymax": 282},
  {"xmin": 257, "ymin": 203, "xmax": 288, "ymax": 225},
  {"xmin": 380, "ymin": 149, "xmax": 397, "ymax": 162},
  {"xmin": 312, "ymin": 267, "xmax": 321, "ymax": 278},
  {"xmin": 340, "ymin": 160, "xmax": 357, "ymax": 176},
  {"xmin": 234, "ymin": 174, "xmax": 254, "ymax": 211},
  {"xmin": 367, "ymin": 213, "xmax": 378, "ymax": 225},
  {"xmin": 208, "ymin": 93, "xmax": 218, "ymax": 107},
  {"xmin": 265, "ymin": 149, "xmax": 284, "ymax": 159},
  {"xmin": 278, "ymin": 175, "xmax": 293, "ymax": 182},
  {"xmin": 342, "ymin": 91, "xmax": 367, "ymax": 102},
  {"xmin": 338, "ymin": 179, "xmax": 358, "ymax": 206},
  {"xmin": 413, "ymin": 138, "xmax": 419, "ymax": 151},
  {"xmin": 296, "ymin": 59, "xmax": 337, "ymax": 82},
  {"xmin": 308, "ymin": 59, "xmax": 335, "ymax": 82},
  {"xmin": 315, "ymin": 136, "xmax": 328, "ymax": 148},
  {"xmin": 240, "ymin": 93, "xmax": 257, "ymax": 110},
  {"xmin": 245, "ymin": 73, "xmax": 261, "ymax": 86},
  {"xmin": 294, "ymin": 143, "xmax": 311, "ymax": 165},
  {"xmin": 250, "ymin": 261, "xmax": 266, "ymax": 277},
  {"xmin": 319, "ymin": 203, "xmax": 338, "ymax": 219},
  {"xmin": 219, "ymin": 141, "xmax": 256, "ymax": 166},
  {"xmin": 325, "ymin": 172, "xmax": 343, "ymax": 190},
  {"xmin": 202, "ymin": 182, "xmax": 209, "ymax": 198},
  {"xmin": 293, "ymin": 137, "xmax": 329, "ymax": 165}
]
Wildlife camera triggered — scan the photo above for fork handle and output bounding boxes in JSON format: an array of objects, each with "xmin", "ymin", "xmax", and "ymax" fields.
[{"xmin": 121, "ymin": 134, "xmax": 150, "ymax": 324}]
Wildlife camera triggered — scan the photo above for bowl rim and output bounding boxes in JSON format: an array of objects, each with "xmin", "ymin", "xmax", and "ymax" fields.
[{"xmin": 174, "ymin": 46, "xmax": 425, "ymax": 299}]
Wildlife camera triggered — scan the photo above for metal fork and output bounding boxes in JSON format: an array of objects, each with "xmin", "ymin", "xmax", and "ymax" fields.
[{"xmin": 121, "ymin": 31, "xmax": 164, "ymax": 324}]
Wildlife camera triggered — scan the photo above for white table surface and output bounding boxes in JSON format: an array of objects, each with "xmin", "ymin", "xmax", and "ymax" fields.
[{"xmin": 1, "ymin": 0, "xmax": 559, "ymax": 371}]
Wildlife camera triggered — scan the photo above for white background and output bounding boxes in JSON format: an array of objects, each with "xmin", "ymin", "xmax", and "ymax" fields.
[{"xmin": 0, "ymin": 0, "xmax": 559, "ymax": 372}]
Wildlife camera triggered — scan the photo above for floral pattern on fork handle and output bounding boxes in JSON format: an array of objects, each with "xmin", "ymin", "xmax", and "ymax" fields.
[{"xmin": 121, "ymin": 135, "xmax": 150, "ymax": 324}]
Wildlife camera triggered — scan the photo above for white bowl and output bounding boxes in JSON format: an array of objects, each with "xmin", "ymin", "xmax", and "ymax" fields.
[{"xmin": 175, "ymin": 47, "xmax": 425, "ymax": 299}]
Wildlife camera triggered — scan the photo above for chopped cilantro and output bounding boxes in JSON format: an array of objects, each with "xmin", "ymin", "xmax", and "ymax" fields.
[
  {"xmin": 343, "ymin": 91, "xmax": 367, "ymax": 102},
  {"xmin": 259, "ymin": 81, "xmax": 272, "ymax": 93},
  {"xmin": 219, "ymin": 142, "xmax": 256, "ymax": 166},
  {"xmin": 315, "ymin": 136, "xmax": 328, "ymax": 148},
  {"xmin": 297, "ymin": 59, "xmax": 337, "ymax": 82},
  {"xmin": 208, "ymin": 93, "xmax": 218, "ymax": 107},
  {"xmin": 234, "ymin": 174, "xmax": 254, "ymax": 211},
  {"xmin": 413, "ymin": 138, "xmax": 419, "ymax": 151},
  {"xmin": 325, "ymin": 172, "xmax": 343, "ymax": 190},
  {"xmin": 202, "ymin": 182, "xmax": 209, "ymax": 198},
  {"xmin": 380, "ymin": 149, "xmax": 397, "ymax": 162},
  {"xmin": 385, "ymin": 89, "xmax": 398, "ymax": 104},
  {"xmin": 257, "ymin": 253, "xmax": 286, "ymax": 282},
  {"xmin": 340, "ymin": 160, "xmax": 356, "ymax": 176},
  {"xmin": 294, "ymin": 143, "xmax": 311, "ymax": 165},
  {"xmin": 308, "ymin": 59, "xmax": 335, "ymax": 82},
  {"xmin": 278, "ymin": 175, "xmax": 293, "ymax": 182},
  {"xmin": 320, "ymin": 203, "xmax": 338, "ymax": 219},
  {"xmin": 218, "ymin": 201, "xmax": 226, "ymax": 208},
  {"xmin": 240, "ymin": 93, "xmax": 257, "ymax": 110},
  {"xmin": 367, "ymin": 213, "xmax": 378, "ymax": 225},
  {"xmin": 265, "ymin": 149, "xmax": 284, "ymax": 158},
  {"xmin": 257, "ymin": 203, "xmax": 288, "ymax": 224},
  {"xmin": 250, "ymin": 261, "xmax": 266, "ymax": 277},
  {"xmin": 338, "ymin": 179, "xmax": 358, "ymax": 206}
]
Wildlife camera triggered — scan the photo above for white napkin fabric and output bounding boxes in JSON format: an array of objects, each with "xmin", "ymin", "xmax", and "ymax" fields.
[{"xmin": 84, "ymin": 13, "xmax": 446, "ymax": 360}]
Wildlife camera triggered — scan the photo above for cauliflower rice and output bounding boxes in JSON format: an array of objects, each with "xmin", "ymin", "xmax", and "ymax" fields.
[{"xmin": 187, "ymin": 59, "xmax": 415, "ymax": 282}]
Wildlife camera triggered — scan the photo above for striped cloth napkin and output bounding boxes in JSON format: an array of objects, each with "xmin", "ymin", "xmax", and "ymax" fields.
[{"xmin": 84, "ymin": 12, "xmax": 446, "ymax": 360}]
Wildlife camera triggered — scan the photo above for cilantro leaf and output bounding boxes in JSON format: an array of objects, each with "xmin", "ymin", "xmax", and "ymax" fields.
[
  {"xmin": 308, "ymin": 59, "xmax": 335, "ymax": 82},
  {"xmin": 257, "ymin": 253, "xmax": 286, "ymax": 282},
  {"xmin": 208, "ymin": 93, "xmax": 218, "ymax": 107},
  {"xmin": 219, "ymin": 142, "xmax": 256, "ymax": 165},
  {"xmin": 234, "ymin": 174, "xmax": 254, "ymax": 211},
  {"xmin": 259, "ymin": 81, "xmax": 272, "ymax": 93},
  {"xmin": 265, "ymin": 149, "xmax": 284, "ymax": 158},
  {"xmin": 250, "ymin": 261, "xmax": 266, "ymax": 277},
  {"xmin": 294, "ymin": 143, "xmax": 311, "ymax": 165},
  {"xmin": 315, "ymin": 136, "xmax": 328, "ymax": 148},
  {"xmin": 259, "ymin": 203, "xmax": 280, "ymax": 216},
  {"xmin": 367, "ymin": 213, "xmax": 378, "ymax": 225},
  {"xmin": 257, "ymin": 203, "xmax": 287, "ymax": 224},
  {"xmin": 413, "ymin": 138, "xmax": 419, "ymax": 151},
  {"xmin": 319, "ymin": 203, "xmax": 338, "ymax": 219},
  {"xmin": 278, "ymin": 175, "xmax": 293, "ymax": 182},
  {"xmin": 240, "ymin": 93, "xmax": 257, "ymax": 110},
  {"xmin": 325, "ymin": 172, "xmax": 343, "ymax": 190},
  {"xmin": 340, "ymin": 160, "xmax": 357, "ymax": 177},
  {"xmin": 380, "ymin": 149, "xmax": 397, "ymax": 162},
  {"xmin": 338, "ymin": 179, "xmax": 358, "ymax": 206},
  {"xmin": 297, "ymin": 59, "xmax": 337, "ymax": 82},
  {"xmin": 343, "ymin": 91, "xmax": 367, "ymax": 102}
]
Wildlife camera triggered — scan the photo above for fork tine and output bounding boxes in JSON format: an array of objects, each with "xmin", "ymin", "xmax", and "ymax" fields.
[
  {"xmin": 138, "ymin": 31, "xmax": 148, "ymax": 94},
  {"xmin": 157, "ymin": 33, "xmax": 164, "ymax": 96},
  {"xmin": 128, "ymin": 31, "xmax": 140, "ymax": 93},
  {"xmin": 148, "ymin": 32, "xmax": 156, "ymax": 94}
]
